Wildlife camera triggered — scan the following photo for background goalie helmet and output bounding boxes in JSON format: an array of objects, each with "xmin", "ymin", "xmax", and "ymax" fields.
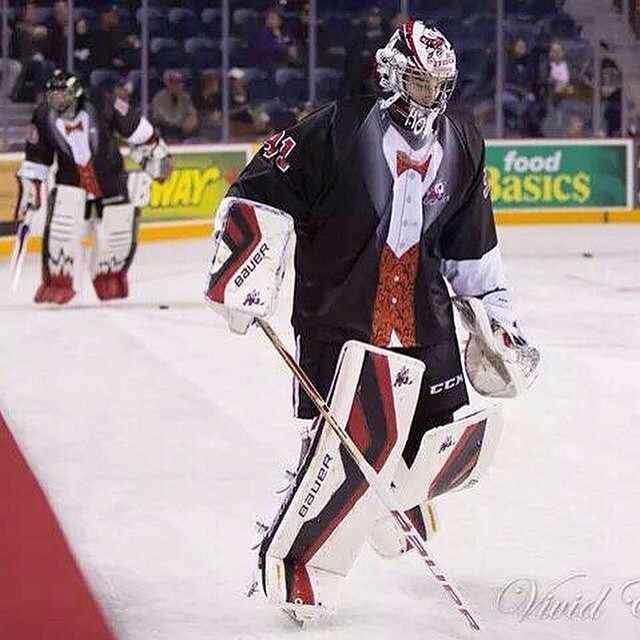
[
  {"xmin": 374, "ymin": 21, "xmax": 457, "ymax": 137},
  {"xmin": 45, "ymin": 69, "xmax": 83, "ymax": 120}
]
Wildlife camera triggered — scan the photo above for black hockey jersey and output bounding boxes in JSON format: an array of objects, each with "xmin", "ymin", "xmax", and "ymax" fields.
[
  {"xmin": 228, "ymin": 95, "xmax": 502, "ymax": 348},
  {"xmin": 23, "ymin": 88, "xmax": 152, "ymax": 200}
]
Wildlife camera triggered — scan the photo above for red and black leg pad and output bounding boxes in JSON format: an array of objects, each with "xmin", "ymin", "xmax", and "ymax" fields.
[{"xmin": 258, "ymin": 345, "xmax": 422, "ymax": 619}]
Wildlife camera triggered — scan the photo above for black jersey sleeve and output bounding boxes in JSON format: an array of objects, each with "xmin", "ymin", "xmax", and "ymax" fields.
[
  {"xmin": 438, "ymin": 116, "xmax": 498, "ymax": 260},
  {"xmin": 24, "ymin": 105, "xmax": 55, "ymax": 168},
  {"xmin": 227, "ymin": 103, "xmax": 336, "ymax": 229},
  {"xmin": 91, "ymin": 88, "xmax": 144, "ymax": 140}
]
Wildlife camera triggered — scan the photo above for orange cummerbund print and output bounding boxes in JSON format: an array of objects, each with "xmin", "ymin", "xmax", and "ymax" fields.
[
  {"xmin": 77, "ymin": 162, "xmax": 103, "ymax": 199},
  {"xmin": 371, "ymin": 243, "xmax": 420, "ymax": 347}
]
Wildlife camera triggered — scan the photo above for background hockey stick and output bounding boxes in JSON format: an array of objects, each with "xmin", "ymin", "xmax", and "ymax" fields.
[
  {"xmin": 255, "ymin": 318, "xmax": 481, "ymax": 631},
  {"xmin": 8, "ymin": 210, "xmax": 34, "ymax": 293}
]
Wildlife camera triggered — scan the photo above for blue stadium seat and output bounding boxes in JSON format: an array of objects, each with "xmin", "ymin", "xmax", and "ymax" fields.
[
  {"xmin": 90, "ymin": 69, "xmax": 121, "ymax": 94},
  {"xmin": 169, "ymin": 8, "xmax": 203, "ymax": 39},
  {"xmin": 545, "ymin": 13, "xmax": 581, "ymax": 38},
  {"xmin": 233, "ymin": 8, "xmax": 261, "ymax": 38},
  {"xmin": 281, "ymin": 75, "xmax": 308, "ymax": 107},
  {"xmin": 275, "ymin": 67, "xmax": 305, "ymax": 87},
  {"xmin": 151, "ymin": 38, "xmax": 189, "ymax": 71},
  {"xmin": 228, "ymin": 38, "xmax": 256, "ymax": 67},
  {"xmin": 458, "ymin": 47, "xmax": 491, "ymax": 81},
  {"xmin": 322, "ymin": 16, "xmax": 353, "ymax": 48},
  {"xmin": 234, "ymin": 66, "xmax": 273, "ymax": 106},
  {"xmin": 73, "ymin": 8, "xmax": 97, "ymax": 23},
  {"xmin": 185, "ymin": 37, "xmax": 222, "ymax": 69},
  {"xmin": 201, "ymin": 8, "xmax": 222, "ymax": 36},
  {"xmin": 314, "ymin": 67, "xmax": 344, "ymax": 103}
]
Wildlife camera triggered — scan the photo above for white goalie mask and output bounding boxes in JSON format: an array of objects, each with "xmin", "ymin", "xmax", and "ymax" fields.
[{"xmin": 375, "ymin": 22, "xmax": 457, "ymax": 137}]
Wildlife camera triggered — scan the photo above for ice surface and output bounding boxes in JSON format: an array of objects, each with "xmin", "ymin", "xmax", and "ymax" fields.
[{"xmin": 1, "ymin": 224, "xmax": 639, "ymax": 640}]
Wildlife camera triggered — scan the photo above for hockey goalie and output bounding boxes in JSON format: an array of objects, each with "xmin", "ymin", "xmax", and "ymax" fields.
[
  {"xmin": 205, "ymin": 20, "xmax": 540, "ymax": 624},
  {"xmin": 12, "ymin": 69, "xmax": 173, "ymax": 304}
]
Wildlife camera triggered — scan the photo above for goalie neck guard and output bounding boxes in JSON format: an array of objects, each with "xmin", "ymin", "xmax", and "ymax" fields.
[{"xmin": 374, "ymin": 21, "xmax": 457, "ymax": 139}]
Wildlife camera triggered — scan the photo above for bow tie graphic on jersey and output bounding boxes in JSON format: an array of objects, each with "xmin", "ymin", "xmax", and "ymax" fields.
[
  {"xmin": 64, "ymin": 121, "xmax": 84, "ymax": 135},
  {"xmin": 396, "ymin": 150, "xmax": 431, "ymax": 180}
]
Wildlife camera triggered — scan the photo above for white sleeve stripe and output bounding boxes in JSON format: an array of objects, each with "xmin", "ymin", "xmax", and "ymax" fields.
[
  {"xmin": 18, "ymin": 160, "xmax": 50, "ymax": 181},
  {"xmin": 441, "ymin": 245, "xmax": 507, "ymax": 297},
  {"xmin": 125, "ymin": 118, "xmax": 154, "ymax": 146}
]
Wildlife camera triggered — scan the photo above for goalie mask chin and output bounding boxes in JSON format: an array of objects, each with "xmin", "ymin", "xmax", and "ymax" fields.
[{"xmin": 375, "ymin": 21, "xmax": 457, "ymax": 138}]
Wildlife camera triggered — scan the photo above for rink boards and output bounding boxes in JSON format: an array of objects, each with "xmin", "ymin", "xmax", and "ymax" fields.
[{"xmin": 0, "ymin": 138, "xmax": 639, "ymax": 256}]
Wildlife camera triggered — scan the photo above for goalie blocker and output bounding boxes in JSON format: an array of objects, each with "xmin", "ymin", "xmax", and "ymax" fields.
[{"xmin": 205, "ymin": 197, "xmax": 293, "ymax": 333}]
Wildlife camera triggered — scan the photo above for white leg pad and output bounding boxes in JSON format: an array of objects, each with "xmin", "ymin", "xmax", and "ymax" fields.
[
  {"xmin": 35, "ymin": 185, "xmax": 86, "ymax": 304},
  {"xmin": 91, "ymin": 203, "xmax": 137, "ymax": 278},
  {"xmin": 367, "ymin": 405, "xmax": 503, "ymax": 558},
  {"xmin": 260, "ymin": 341, "xmax": 425, "ymax": 621}
]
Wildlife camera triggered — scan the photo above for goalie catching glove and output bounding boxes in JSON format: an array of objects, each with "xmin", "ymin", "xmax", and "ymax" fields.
[
  {"xmin": 453, "ymin": 292, "xmax": 540, "ymax": 398},
  {"xmin": 205, "ymin": 197, "xmax": 293, "ymax": 333},
  {"xmin": 130, "ymin": 134, "xmax": 173, "ymax": 182}
]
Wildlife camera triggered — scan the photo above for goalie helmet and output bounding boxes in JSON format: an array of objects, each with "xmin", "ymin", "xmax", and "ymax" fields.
[
  {"xmin": 374, "ymin": 21, "xmax": 457, "ymax": 137},
  {"xmin": 45, "ymin": 69, "xmax": 83, "ymax": 120}
]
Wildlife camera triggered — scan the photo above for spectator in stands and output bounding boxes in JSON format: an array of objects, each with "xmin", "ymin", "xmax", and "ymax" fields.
[
  {"xmin": 599, "ymin": 42, "xmax": 623, "ymax": 137},
  {"xmin": 227, "ymin": 68, "xmax": 270, "ymax": 138},
  {"xmin": 503, "ymin": 37, "xmax": 541, "ymax": 136},
  {"xmin": 193, "ymin": 71, "xmax": 222, "ymax": 132},
  {"xmin": 151, "ymin": 69, "xmax": 199, "ymax": 142},
  {"xmin": 546, "ymin": 40, "xmax": 573, "ymax": 104},
  {"xmin": 505, "ymin": 38, "xmax": 535, "ymax": 100},
  {"xmin": 345, "ymin": 6, "xmax": 388, "ymax": 96},
  {"xmin": 90, "ymin": 5, "xmax": 140, "ymax": 72},
  {"xmin": 627, "ymin": 100, "xmax": 640, "ymax": 138},
  {"xmin": 566, "ymin": 114, "xmax": 586, "ymax": 138},
  {"xmin": 46, "ymin": 1, "xmax": 68, "ymax": 70},
  {"xmin": 9, "ymin": 2, "xmax": 52, "ymax": 101},
  {"xmin": 256, "ymin": 7, "xmax": 301, "ymax": 69}
]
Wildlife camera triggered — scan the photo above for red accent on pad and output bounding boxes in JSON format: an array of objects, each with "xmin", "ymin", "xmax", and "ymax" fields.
[
  {"xmin": 428, "ymin": 420, "xmax": 487, "ymax": 500},
  {"xmin": 0, "ymin": 409, "xmax": 115, "ymax": 640},
  {"xmin": 206, "ymin": 201, "xmax": 261, "ymax": 304},
  {"xmin": 286, "ymin": 355, "xmax": 398, "ymax": 604},
  {"xmin": 93, "ymin": 272, "xmax": 129, "ymax": 300},
  {"xmin": 34, "ymin": 273, "xmax": 76, "ymax": 304},
  {"xmin": 346, "ymin": 397, "xmax": 371, "ymax": 453},
  {"xmin": 289, "ymin": 562, "xmax": 316, "ymax": 606}
]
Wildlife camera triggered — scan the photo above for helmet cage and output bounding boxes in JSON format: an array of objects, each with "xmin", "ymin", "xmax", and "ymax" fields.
[
  {"xmin": 45, "ymin": 72, "xmax": 83, "ymax": 119},
  {"xmin": 401, "ymin": 64, "xmax": 457, "ymax": 115}
]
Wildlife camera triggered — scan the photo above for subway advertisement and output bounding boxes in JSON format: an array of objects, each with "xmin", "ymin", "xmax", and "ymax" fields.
[
  {"xmin": 123, "ymin": 145, "xmax": 249, "ymax": 222},
  {"xmin": 485, "ymin": 140, "xmax": 634, "ymax": 211}
]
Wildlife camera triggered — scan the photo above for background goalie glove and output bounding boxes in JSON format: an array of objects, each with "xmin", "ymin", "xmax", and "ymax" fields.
[
  {"xmin": 453, "ymin": 295, "xmax": 540, "ymax": 398},
  {"xmin": 130, "ymin": 135, "xmax": 173, "ymax": 182},
  {"xmin": 205, "ymin": 197, "xmax": 293, "ymax": 334}
]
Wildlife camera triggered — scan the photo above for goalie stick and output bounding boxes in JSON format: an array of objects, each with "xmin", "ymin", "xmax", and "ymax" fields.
[
  {"xmin": 8, "ymin": 209, "xmax": 35, "ymax": 293},
  {"xmin": 255, "ymin": 318, "xmax": 481, "ymax": 631}
]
